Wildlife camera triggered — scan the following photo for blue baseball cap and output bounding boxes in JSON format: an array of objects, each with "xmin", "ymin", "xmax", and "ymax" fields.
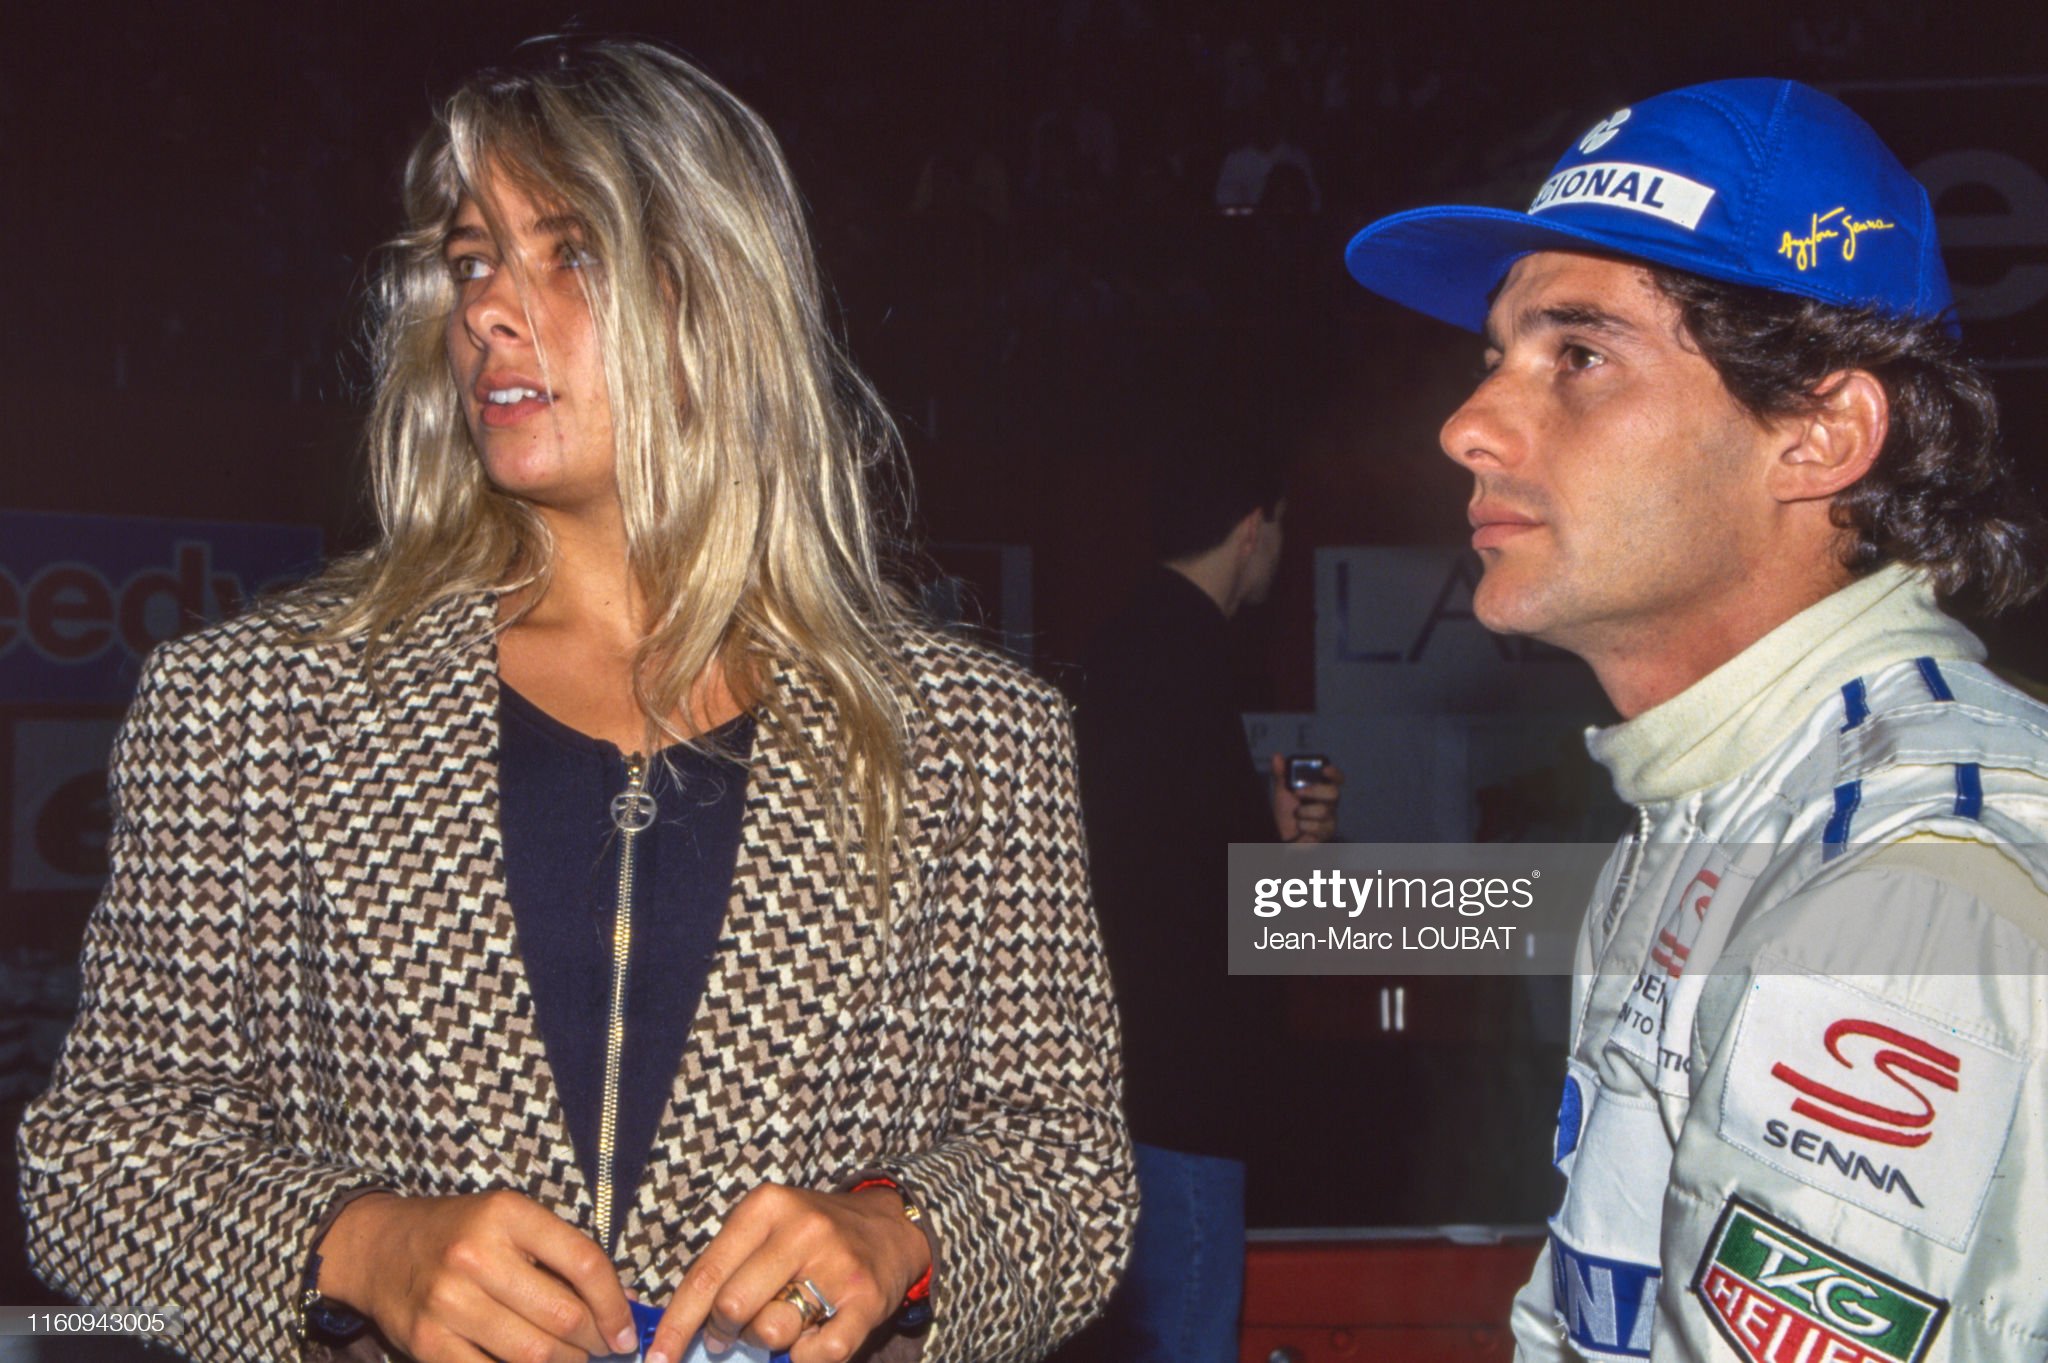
[{"xmin": 1343, "ymin": 78, "xmax": 1955, "ymax": 334}]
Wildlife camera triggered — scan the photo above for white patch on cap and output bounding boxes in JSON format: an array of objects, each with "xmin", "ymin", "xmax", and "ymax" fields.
[
  {"xmin": 1578, "ymin": 108, "xmax": 1631, "ymax": 154},
  {"xmin": 1528, "ymin": 162, "xmax": 1716, "ymax": 230}
]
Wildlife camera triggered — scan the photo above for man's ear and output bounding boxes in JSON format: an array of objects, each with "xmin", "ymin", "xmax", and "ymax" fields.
[
  {"xmin": 1767, "ymin": 369, "xmax": 1889, "ymax": 504},
  {"xmin": 1229, "ymin": 507, "xmax": 1265, "ymax": 563}
]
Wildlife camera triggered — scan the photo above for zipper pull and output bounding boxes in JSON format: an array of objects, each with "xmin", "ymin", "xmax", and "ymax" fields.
[{"xmin": 611, "ymin": 754, "xmax": 656, "ymax": 832}]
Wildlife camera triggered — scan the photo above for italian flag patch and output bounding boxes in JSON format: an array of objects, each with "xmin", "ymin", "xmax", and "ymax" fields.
[{"xmin": 1692, "ymin": 1199, "xmax": 1947, "ymax": 1363}]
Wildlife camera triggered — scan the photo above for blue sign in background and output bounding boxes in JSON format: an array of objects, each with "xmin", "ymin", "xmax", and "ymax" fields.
[{"xmin": 0, "ymin": 511, "xmax": 322, "ymax": 706}]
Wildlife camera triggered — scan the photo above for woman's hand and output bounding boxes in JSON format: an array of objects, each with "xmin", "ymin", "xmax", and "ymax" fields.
[
  {"xmin": 646, "ymin": 1184, "xmax": 932, "ymax": 1363},
  {"xmin": 317, "ymin": 1189, "xmax": 640, "ymax": 1363}
]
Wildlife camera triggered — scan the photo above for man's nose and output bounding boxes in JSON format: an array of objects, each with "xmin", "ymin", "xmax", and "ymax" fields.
[{"xmin": 1439, "ymin": 377, "xmax": 1523, "ymax": 473}]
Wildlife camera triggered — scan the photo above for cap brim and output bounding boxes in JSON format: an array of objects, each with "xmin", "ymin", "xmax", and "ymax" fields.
[{"xmin": 1345, "ymin": 205, "xmax": 1698, "ymax": 333}]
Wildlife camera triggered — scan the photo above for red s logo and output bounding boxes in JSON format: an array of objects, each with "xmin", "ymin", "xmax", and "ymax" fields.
[
  {"xmin": 1770, "ymin": 1020, "xmax": 1960, "ymax": 1148},
  {"xmin": 1651, "ymin": 870, "xmax": 1721, "ymax": 977},
  {"xmin": 1687, "ymin": 868, "xmax": 1720, "ymax": 920}
]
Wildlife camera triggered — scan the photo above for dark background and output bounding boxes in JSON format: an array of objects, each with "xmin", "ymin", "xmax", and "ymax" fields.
[
  {"xmin": 5, "ymin": 0, "xmax": 2048, "ymax": 1332},
  {"xmin": 13, "ymin": 1, "xmax": 2047, "ymax": 696}
]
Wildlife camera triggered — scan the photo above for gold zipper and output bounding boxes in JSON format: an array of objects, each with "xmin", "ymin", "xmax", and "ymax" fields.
[{"xmin": 596, "ymin": 751, "xmax": 654, "ymax": 1254}]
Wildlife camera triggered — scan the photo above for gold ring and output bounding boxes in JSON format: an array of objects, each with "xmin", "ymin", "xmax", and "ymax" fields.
[
  {"xmin": 776, "ymin": 1280, "xmax": 819, "ymax": 1325},
  {"xmin": 799, "ymin": 1278, "xmax": 838, "ymax": 1322}
]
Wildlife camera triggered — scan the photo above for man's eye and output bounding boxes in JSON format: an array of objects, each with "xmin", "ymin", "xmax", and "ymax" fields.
[
  {"xmin": 447, "ymin": 255, "xmax": 490, "ymax": 282},
  {"xmin": 1562, "ymin": 343, "xmax": 1604, "ymax": 372}
]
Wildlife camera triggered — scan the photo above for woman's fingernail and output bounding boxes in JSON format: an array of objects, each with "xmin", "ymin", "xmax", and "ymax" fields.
[
  {"xmin": 614, "ymin": 1326, "xmax": 639, "ymax": 1353},
  {"xmin": 645, "ymin": 1351, "xmax": 669, "ymax": 1363}
]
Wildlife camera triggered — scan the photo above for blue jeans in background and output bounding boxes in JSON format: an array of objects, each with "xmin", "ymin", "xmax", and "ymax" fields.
[{"xmin": 1104, "ymin": 1142, "xmax": 1247, "ymax": 1363}]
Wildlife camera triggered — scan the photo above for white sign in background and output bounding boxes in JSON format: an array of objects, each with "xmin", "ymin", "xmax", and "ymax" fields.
[
  {"xmin": 1239, "ymin": 548, "xmax": 1619, "ymax": 842},
  {"xmin": 1313, "ymin": 547, "xmax": 1603, "ymax": 715}
]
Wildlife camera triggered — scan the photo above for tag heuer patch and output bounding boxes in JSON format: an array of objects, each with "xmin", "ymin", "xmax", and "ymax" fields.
[{"xmin": 1692, "ymin": 1198, "xmax": 1947, "ymax": 1363}]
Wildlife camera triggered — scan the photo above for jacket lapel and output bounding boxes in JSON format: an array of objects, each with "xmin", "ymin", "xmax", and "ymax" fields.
[
  {"xmin": 294, "ymin": 593, "xmax": 590, "ymax": 1221},
  {"xmin": 619, "ymin": 663, "xmax": 898, "ymax": 1278}
]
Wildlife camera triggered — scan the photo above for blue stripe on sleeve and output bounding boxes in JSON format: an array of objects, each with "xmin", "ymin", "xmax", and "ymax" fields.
[
  {"xmin": 1840, "ymin": 678, "xmax": 1870, "ymax": 731},
  {"xmin": 1954, "ymin": 762, "xmax": 1984, "ymax": 820},
  {"xmin": 1916, "ymin": 656, "xmax": 1955, "ymax": 701},
  {"xmin": 1823, "ymin": 780, "xmax": 1862, "ymax": 861}
]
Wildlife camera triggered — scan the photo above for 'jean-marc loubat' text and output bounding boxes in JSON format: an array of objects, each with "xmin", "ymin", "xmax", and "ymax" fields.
[{"xmin": 1254, "ymin": 923, "xmax": 1520, "ymax": 951}]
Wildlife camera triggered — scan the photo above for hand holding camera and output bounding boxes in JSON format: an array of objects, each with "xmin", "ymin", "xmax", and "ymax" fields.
[{"xmin": 1272, "ymin": 752, "xmax": 1344, "ymax": 843}]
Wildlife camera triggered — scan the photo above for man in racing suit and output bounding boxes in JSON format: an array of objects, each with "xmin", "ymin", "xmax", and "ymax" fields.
[{"xmin": 1343, "ymin": 79, "xmax": 2048, "ymax": 1360}]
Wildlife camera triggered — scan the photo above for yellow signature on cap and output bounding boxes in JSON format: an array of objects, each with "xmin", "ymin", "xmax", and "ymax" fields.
[{"xmin": 1779, "ymin": 206, "xmax": 1897, "ymax": 272}]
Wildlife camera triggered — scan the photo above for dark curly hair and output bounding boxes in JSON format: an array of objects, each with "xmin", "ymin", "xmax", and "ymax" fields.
[{"xmin": 1651, "ymin": 268, "xmax": 2046, "ymax": 613}]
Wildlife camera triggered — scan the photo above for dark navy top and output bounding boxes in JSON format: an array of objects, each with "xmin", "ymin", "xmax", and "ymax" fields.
[{"xmin": 497, "ymin": 682, "xmax": 753, "ymax": 1248}]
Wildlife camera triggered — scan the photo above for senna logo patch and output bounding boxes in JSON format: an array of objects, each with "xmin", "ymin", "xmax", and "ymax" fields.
[
  {"xmin": 1692, "ymin": 1199, "xmax": 1947, "ymax": 1363},
  {"xmin": 1717, "ymin": 971, "xmax": 2024, "ymax": 1250}
]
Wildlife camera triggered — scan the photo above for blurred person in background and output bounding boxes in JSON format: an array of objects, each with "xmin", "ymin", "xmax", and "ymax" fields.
[{"xmin": 1070, "ymin": 438, "xmax": 1340, "ymax": 1363}]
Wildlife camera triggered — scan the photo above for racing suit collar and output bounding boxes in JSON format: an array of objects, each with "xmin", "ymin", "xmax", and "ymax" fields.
[{"xmin": 1586, "ymin": 564, "xmax": 1984, "ymax": 806}]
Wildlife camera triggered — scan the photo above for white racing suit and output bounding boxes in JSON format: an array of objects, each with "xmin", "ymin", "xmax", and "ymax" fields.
[{"xmin": 1511, "ymin": 565, "xmax": 2048, "ymax": 1362}]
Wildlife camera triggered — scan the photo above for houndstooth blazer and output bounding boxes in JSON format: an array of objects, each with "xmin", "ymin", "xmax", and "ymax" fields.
[{"xmin": 18, "ymin": 589, "xmax": 1134, "ymax": 1363}]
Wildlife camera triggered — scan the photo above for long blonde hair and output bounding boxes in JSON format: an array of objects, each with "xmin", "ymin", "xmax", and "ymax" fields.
[{"xmin": 320, "ymin": 38, "xmax": 920, "ymax": 899}]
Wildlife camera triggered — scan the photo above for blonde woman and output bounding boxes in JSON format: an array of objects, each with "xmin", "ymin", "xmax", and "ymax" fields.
[{"xmin": 20, "ymin": 39, "xmax": 1133, "ymax": 1363}]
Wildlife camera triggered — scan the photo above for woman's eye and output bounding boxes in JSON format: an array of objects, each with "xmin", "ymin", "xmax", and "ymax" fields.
[
  {"xmin": 560, "ymin": 243, "xmax": 595, "ymax": 270},
  {"xmin": 448, "ymin": 255, "xmax": 490, "ymax": 282}
]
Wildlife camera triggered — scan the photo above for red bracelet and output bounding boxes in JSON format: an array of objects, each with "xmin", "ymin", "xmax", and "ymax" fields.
[{"xmin": 849, "ymin": 1177, "xmax": 932, "ymax": 1303}]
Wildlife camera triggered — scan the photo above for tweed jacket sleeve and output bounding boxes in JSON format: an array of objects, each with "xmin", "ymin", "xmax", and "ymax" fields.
[
  {"xmin": 17, "ymin": 599, "xmax": 1133, "ymax": 1363},
  {"xmin": 17, "ymin": 631, "xmax": 389, "ymax": 1361},
  {"xmin": 850, "ymin": 644, "xmax": 1137, "ymax": 1362}
]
